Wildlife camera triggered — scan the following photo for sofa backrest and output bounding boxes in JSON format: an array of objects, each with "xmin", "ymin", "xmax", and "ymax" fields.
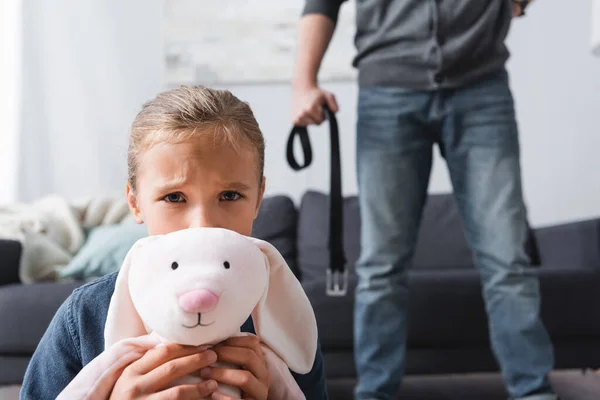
[
  {"xmin": 251, "ymin": 192, "xmax": 600, "ymax": 284},
  {"xmin": 0, "ymin": 240, "xmax": 21, "ymax": 286},
  {"xmin": 251, "ymin": 195, "xmax": 300, "ymax": 278},
  {"xmin": 296, "ymin": 191, "xmax": 543, "ymax": 284},
  {"xmin": 535, "ymin": 218, "xmax": 600, "ymax": 269}
]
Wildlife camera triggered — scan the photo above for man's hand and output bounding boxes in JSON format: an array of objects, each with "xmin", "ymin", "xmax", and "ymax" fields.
[
  {"xmin": 513, "ymin": 0, "xmax": 533, "ymax": 18},
  {"xmin": 292, "ymin": 85, "xmax": 339, "ymax": 127},
  {"xmin": 199, "ymin": 335, "xmax": 270, "ymax": 400},
  {"xmin": 291, "ymin": 13, "xmax": 338, "ymax": 127},
  {"xmin": 109, "ymin": 343, "xmax": 218, "ymax": 399},
  {"xmin": 513, "ymin": 2, "xmax": 522, "ymax": 17}
]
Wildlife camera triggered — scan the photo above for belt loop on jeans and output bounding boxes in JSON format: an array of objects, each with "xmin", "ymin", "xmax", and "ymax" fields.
[{"xmin": 287, "ymin": 105, "xmax": 347, "ymax": 297}]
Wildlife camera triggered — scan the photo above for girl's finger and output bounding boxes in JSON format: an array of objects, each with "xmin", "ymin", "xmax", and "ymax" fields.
[
  {"xmin": 131, "ymin": 343, "xmax": 208, "ymax": 375},
  {"xmin": 150, "ymin": 379, "xmax": 219, "ymax": 400},
  {"xmin": 143, "ymin": 349, "xmax": 218, "ymax": 392},
  {"xmin": 210, "ymin": 392, "xmax": 246, "ymax": 400},
  {"xmin": 218, "ymin": 335, "xmax": 260, "ymax": 349},
  {"xmin": 202, "ymin": 367, "xmax": 266, "ymax": 400},
  {"xmin": 211, "ymin": 345, "xmax": 268, "ymax": 383}
]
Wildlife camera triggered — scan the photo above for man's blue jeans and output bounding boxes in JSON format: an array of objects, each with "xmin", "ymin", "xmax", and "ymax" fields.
[{"xmin": 354, "ymin": 71, "xmax": 555, "ymax": 400}]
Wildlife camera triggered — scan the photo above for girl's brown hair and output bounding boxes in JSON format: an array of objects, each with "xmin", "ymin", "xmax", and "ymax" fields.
[{"xmin": 127, "ymin": 85, "xmax": 265, "ymax": 190}]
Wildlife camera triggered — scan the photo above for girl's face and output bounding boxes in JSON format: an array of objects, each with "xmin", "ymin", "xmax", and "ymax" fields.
[{"xmin": 126, "ymin": 139, "xmax": 265, "ymax": 237}]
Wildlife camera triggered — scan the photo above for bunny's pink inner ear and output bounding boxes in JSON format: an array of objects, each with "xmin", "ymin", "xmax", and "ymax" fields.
[
  {"xmin": 248, "ymin": 237, "xmax": 318, "ymax": 374},
  {"xmin": 104, "ymin": 236, "xmax": 156, "ymax": 348}
]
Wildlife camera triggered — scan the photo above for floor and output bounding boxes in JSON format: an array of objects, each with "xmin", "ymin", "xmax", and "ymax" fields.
[
  {"xmin": 328, "ymin": 370, "xmax": 600, "ymax": 400},
  {"xmin": 0, "ymin": 386, "xmax": 19, "ymax": 400},
  {"xmin": 1, "ymin": 370, "xmax": 598, "ymax": 400},
  {"xmin": 550, "ymin": 370, "xmax": 600, "ymax": 400}
]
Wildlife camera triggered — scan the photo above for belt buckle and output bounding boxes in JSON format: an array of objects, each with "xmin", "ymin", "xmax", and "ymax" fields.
[{"xmin": 326, "ymin": 269, "xmax": 348, "ymax": 297}]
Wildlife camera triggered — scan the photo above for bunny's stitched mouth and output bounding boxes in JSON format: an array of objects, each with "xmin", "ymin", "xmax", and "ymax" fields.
[{"xmin": 182, "ymin": 313, "xmax": 215, "ymax": 328}]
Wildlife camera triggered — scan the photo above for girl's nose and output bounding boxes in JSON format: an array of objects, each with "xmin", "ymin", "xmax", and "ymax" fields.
[
  {"xmin": 188, "ymin": 209, "xmax": 219, "ymax": 229},
  {"xmin": 178, "ymin": 289, "xmax": 219, "ymax": 314}
]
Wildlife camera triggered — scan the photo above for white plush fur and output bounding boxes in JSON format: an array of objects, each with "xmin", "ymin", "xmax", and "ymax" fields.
[
  {"xmin": 100, "ymin": 227, "xmax": 317, "ymax": 398},
  {"xmin": 110, "ymin": 228, "xmax": 268, "ymax": 347}
]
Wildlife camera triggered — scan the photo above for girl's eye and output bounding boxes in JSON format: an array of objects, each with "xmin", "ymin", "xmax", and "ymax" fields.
[
  {"xmin": 163, "ymin": 192, "xmax": 185, "ymax": 203},
  {"xmin": 220, "ymin": 191, "xmax": 242, "ymax": 201}
]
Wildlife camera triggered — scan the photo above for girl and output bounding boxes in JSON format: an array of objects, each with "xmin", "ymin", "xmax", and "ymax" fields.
[{"xmin": 21, "ymin": 86, "xmax": 328, "ymax": 400}]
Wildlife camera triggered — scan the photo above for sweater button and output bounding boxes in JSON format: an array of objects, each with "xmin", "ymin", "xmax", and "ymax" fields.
[{"xmin": 434, "ymin": 73, "xmax": 443, "ymax": 83}]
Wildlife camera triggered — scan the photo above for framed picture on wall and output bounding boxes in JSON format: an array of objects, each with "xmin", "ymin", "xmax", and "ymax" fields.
[{"xmin": 163, "ymin": 0, "xmax": 357, "ymax": 86}]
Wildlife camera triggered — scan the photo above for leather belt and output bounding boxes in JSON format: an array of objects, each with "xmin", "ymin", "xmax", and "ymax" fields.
[{"xmin": 286, "ymin": 105, "xmax": 347, "ymax": 296}]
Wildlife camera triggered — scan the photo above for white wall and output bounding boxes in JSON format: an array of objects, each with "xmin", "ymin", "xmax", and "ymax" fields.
[
  {"xmin": 15, "ymin": 0, "xmax": 600, "ymax": 227},
  {"xmin": 226, "ymin": 0, "xmax": 600, "ymax": 227},
  {"xmin": 505, "ymin": 0, "xmax": 600, "ymax": 226}
]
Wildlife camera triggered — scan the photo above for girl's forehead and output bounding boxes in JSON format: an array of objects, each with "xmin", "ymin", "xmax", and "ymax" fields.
[{"xmin": 138, "ymin": 141, "xmax": 259, "ymax": 187}]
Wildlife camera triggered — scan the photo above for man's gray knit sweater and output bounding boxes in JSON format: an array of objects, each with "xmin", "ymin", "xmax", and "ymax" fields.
[{"xmin": 302, "ymin": 0, "xmax": 514, "ymax": 90}]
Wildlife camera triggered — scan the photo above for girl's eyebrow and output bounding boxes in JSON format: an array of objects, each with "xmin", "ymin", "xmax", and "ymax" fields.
[
  {"xmin": 221, "ymin": 181, "xmax": 252, "ymax": 191},
  {"xmin": 155, "ymin": 179, "xmax": 252, "ymax": 193},
  {"xmin": 154, "ymin": 177, "xmax": 189, "ymax": 193}
]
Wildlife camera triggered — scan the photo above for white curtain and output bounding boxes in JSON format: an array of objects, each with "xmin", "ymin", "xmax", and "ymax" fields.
[
  {"xmin": 593, "ymin": 0, "xmax": 600, "ymax": 55},
  {"xmin": 18, "ymin": 0, "xmax": 164, "ymax": 202},
  {"xmin": 0, "ymin": 0, "xmax": 22, "ymax": 205}
]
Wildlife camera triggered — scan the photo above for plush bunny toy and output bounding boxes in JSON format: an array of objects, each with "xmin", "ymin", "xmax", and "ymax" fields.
[{"xmin": 57, "ymin": 227, "xmax": 317, "ymax": 400}]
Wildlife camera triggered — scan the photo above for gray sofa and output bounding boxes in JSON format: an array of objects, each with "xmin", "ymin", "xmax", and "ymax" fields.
[{"xmin": 2, "ymin": 191, "xmax": 600, "ymax": 396}]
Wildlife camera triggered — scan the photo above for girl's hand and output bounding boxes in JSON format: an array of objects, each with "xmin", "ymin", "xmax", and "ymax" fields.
[
  {"xmin": 200, "ymin": 335, "xmax": 270, "ymax": 400},
  {"xmin": 109, "ymin": 343, "xmax": 219, "ymax": 399}
]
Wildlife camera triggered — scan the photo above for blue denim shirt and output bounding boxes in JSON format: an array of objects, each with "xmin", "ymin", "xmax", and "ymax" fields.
[{"xmin": 21, "ymin": 272, "xmax": 328, "ymax": 399}]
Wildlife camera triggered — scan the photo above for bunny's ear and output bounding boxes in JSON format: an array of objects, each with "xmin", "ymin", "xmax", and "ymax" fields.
[
  {"xmin": 104, "ymin": 235, "xmax": 158, "ymax": 348},
  {"xmin": 248, "ymin": 238, "xmax": 318, "ymax": 374}
]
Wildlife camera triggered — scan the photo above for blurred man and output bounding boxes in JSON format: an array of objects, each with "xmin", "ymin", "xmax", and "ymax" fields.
[{"xmin": 292, "ymin": 1, "xmax": 556, "ymax": 399}]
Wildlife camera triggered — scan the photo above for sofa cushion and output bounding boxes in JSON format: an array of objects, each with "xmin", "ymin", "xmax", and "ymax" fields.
[
  {"xmin": 0, "ymin": 356, "xmax": 30, "ymax": 385},
  {"xmin": 0, "ymin": 282, "xmax": 80, "ymax": 354},
  {"xmin": 535, "ymin": 218, "xmax": 600, "ymax": 270},
  {"xmin": 297, "ymin": 193, "xmax": 361, "ymax": 284},
  {"xmin": 304, "ymin": 266, "xmax": 600, "ymax": 351},
  {"xmin": 251, "ymin": 195, "xmax": 300, "ymax": 278},
  {"xmin": 57, "ymin": 222, "xmax": 148, "ymax": 281},
  {"xmin": 0, "ymin": 240, "xmax": 21, "ymax": 286},
  {"xmin": 297, "ymin": 191, "xmax": 540, "ymax": 283}
]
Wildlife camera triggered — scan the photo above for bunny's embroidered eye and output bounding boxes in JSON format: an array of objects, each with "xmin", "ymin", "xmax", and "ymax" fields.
[
  {"xmin": 223, "ymin": 261, "xmax": 230, "ymax": 269},
  {"xmin": 171, "ymin": 262, "xmax": 179, "ymax": 270}
]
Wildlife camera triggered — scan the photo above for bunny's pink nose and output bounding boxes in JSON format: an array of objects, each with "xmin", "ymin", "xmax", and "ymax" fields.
[{"xmin": 178, "ymin": 289, "xmax": 219, "ymax": 314}]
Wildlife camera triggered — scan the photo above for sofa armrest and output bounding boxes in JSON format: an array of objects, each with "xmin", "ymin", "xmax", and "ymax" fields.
[
  {"xmin": 0, "ymin": 240, "xmax": 21, "ymax": 286},
  {"xmin": 535, "ymin": 218, "xmax": 600, "ymax": 270}
]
